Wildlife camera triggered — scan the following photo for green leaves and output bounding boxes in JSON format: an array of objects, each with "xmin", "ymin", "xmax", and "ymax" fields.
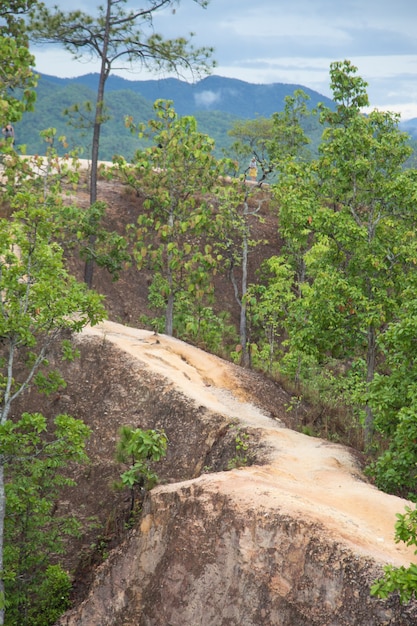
[
  {"xmin": 116, "ymin": 425, "xmax": 168, "ymax": 494},
  {"xmin": 116, "ymin": 101, "xmax": 228, "ymax": 335},
  {"xmin": 115, "ymin": 425, "xmax": 167, "ymax": 526},
  {"xmin": 323, "ymin": 60, "xmax": 369, "ymax": 121},
  {"xmin": 0, "ymin": 24, "xmax": 37, "ymax": 127},
  {"xmin": 1, "ymin": 412, "xmax": 91, "ymax": 465},
  {"xmin": 71, "ymin": 201, "xmax": 130, "ymax": 280},
  {"xmin": 0, "ymin": 153, "xmax": 106, "ymax": 424},
  {"xmin": 0, "ymin": 138, "xmax": 105, "ymax": 626},
  {"xmin": 2, "ymin": 412, "xmax": 90, "ymax": 624},
  {"xmin": 29, "ymin": 1, "xmax": 215, "ymax": 81},
  {"xmin": 271, "ymin": 60, "xmax": 417, "ymax": 448},
  {"xmin": 371, "ymin": 506, "xmax": 417, "ymax": 603}
]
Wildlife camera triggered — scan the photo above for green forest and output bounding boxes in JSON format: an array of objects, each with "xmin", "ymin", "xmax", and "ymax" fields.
[
  {"xmin": 15, "ymin": 74, "xmax": 324, "ymax": 162},
  {"xmin": 2, "ymin": 0, "xmax": 417, "ymax": 623},
  {"xmin": 14, "ymin": 72, "xmax": 417, "ymax": 166}
]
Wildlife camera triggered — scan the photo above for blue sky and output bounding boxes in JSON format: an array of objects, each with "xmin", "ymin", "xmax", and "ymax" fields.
[{"xmin": 32, "ymin": 0, "xmax": 417, "ymax": 120}]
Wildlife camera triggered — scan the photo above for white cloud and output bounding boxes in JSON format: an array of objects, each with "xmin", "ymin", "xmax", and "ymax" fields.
[
  {"xmin": 194, "ymin": 90, "xmax": 222, "ymax": 108},
  {"xmin": 32, "ymin": 0, "xmax": 417, "ymax": 121},
  {"xmin": 34, "ymin": 48, "xmax": 101, "ymax": 78}
]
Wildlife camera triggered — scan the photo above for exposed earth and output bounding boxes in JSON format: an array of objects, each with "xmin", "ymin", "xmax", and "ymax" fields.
[
  {"xmin": 9, "ymin": 158, "xmax": 417, "ymax": 622},
  {"xmin": 82, "ymin": 320, "xmax": 417, "ymax": 569},
  {"xmin": 49, "ymin": 319, "xmax": 417, "ymax": 625}
]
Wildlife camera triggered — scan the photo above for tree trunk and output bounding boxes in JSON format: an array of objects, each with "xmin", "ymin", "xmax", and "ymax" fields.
[
  {"xmin": 164, "ymin": 211, "xmax": 175, "ymax": 336},
  {"xmin": 239, "ymin": 230, "xmax": 250, "ymax": 368},
  {"xmin": 165, "ymin": 257, "xmax": 174, "ymax": 336},
  {"xmin": 165, "ymin": 292, "xmax": 174, "ymax": 336},
  {"xmin": 0, "ymin": 343, "xmax": 15, "ymax": 625},
  {"xmin": 84, "ymin": 0, "xmax": 111, "ymax": 288},
  {"xmin": 364, "ymin": 323, "xmax": 376, "ymax": 448}
]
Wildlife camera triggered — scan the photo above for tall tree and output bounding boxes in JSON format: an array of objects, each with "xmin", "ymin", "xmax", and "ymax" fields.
[
  {"xmin": 3, "ymin": 412, "xmax": 91, "ymax": 626},
  {"xmin": 272, "ymin": 61, "xmax": 417, "ymax": 446},
  {"xmin": 228, "ymin": 117, "xmax": 275, "ymax": 184},
  {"xmin": 29, "ymin": 0, "xmax": 214, "ymax": 287},
  {"xmin": 115, "ymin": 100, "xmax": 227, "ymax": 336},
  {"xmin": 0, "ymin": 0, "xmax": 36, "ymax": 39},
  {"xmin": 0, "ymin": 9, "xmax": 104, "ymax": 622},
  {"xmin": 268, "ymin": 89, "xmax": 312, "ymax": 166},
  {"xmin": 0, "ymin": 152, "xmax": 105, "ymax": 625},
  {"xmin": 367, "ymin": 287, "xmax": 417, "ymax": 497},
  {"xmin": 222, "ymin": 92, "xmax": 312, "ymax": 368},
  {"xmin": 215, "ymin": 180, "xmax": 268, "ymax": 367}
]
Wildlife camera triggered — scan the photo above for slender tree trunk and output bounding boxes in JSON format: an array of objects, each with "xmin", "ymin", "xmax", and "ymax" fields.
[
  {"xmin": 240, "ymin": 230, "xmax": 249, "ymax": 367},
  {"xmin": 165, "ymin": 210, "xmax": 175, "ymax": 336},
  {"xmin": 0, "ymin": 343, "xmax": 14, "ymax": 625},
  {"xmin": 165, "ymin": 292, "xmax": 174, "ymax": 336},
  {"xmin": 363, "ymin": 229, "xmax": 377, "ymax": 448},
  {"xmin": 165, "ymin": 246, "xmax": 175, "ymax": 336},
  {"xmin": 84, "ymin": 0, "xmax": 111, "ymax": 288},
  {"xmin": 364, "ymin": 323, "xmax": 376, "ymax": 448},
  {"xmin": 228, "ymin": 202, "xmax": 251, "ymax": 368}
]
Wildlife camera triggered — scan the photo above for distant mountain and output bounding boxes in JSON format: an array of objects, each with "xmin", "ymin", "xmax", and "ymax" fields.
[
  {"xmin": 17, "ymin": 73, "xmax": 335, "ymax": 160},
  {"xmin": 400, "ymin": 117, "xmax": 417, "ymax": 139},
  {"xmin": 38, "ymin": 73, "xmax": 335, "ymax": 119},
  {"xmin": 19, "ymin": 72, "xmax": 417, "ymax": 165}
]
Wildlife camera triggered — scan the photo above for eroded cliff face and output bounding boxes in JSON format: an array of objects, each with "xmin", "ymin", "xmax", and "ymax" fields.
[
  {"xmin": 38, "ymin": 320, "xmax": 416, "ymax": 625},
  {"xmin": 57, "ymin": 478, "xmax": 417, "ymax": 626}
]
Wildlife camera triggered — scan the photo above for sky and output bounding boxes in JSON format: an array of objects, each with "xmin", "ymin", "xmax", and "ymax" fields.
[{"xmin": 31, "ymin": 0, "xmax": 417, "ymax": 120}]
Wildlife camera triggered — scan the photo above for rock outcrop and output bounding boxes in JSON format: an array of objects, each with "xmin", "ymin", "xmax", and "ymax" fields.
[{"xmin": 51, "ymin": 321, "xmax": 417, "ymax": 625}]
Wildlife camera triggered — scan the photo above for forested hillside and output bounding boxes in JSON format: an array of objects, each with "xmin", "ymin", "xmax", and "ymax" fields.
[
  {"xmin": 15, "ymin": 73, "xmax": 328, "ymax": 160},
  {"xmin": 16, "ymin": 72, "xmax": 417, "ymax": 164},
  {"xmin": 39, "ymin": 72, "xmax": 336, "ymax": 117}
]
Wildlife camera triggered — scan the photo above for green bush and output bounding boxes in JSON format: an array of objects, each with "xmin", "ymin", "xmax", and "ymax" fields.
[{"xmin": 371, "ymin": 506, "xmax": 417, "ymax": 603}]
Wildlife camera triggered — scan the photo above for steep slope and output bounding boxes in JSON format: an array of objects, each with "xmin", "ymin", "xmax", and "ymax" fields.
[{"xmin": 54, "ymin": 320, "xmax": 417, "ymax": 625}]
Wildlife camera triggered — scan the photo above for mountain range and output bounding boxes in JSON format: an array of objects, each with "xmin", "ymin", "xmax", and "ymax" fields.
[
  {"xmin": 16, "ymin": 73, "xmax": 417, "ymax": 161},
  {"xmin": 37, "ymin": 72, "xmax": 335, "ymax": 119},
  {"xmin": 15, "ymin": 73, "xmax": 333, "ymax": 160}
]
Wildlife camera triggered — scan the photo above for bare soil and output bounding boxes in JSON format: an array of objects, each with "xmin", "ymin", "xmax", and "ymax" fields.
[
  {"xmin": 11, "ymin": 164, "xmax": 417, "ymax": 611},
  {"xmin": 81, "ymin": 320, "xmax": 417, "ymax": 568}
]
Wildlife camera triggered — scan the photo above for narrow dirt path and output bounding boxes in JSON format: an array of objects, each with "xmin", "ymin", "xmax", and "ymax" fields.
[{"xmin": 82, "ymin": 320, "xmax": 417, "ymax": 567}]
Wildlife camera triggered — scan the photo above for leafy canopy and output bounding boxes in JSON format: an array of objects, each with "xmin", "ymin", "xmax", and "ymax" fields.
[
  {"xmin": 29, "ymin": 0, "xmax": 214, "ymax": 80},
  {"xmin": 0, "ymin": 0, "xmax": 37, "ymax": 126},
  {"xmin": 115, "ymin": 99, "xmax": 228, "ymax": 335}
]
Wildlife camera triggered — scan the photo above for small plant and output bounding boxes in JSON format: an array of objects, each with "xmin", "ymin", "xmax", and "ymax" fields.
[
  {"xmin": 227, "ymin": 426, "xmax": 250, "ymax": 469},
  {"xmin": 285, "ymin": 395, "xmax": 302, "ymax": 414},
  {"xmin": 173, "ymin": 298, "xmax": 238, "ymax": 355},
  {"xmin": 371, "ymin": 505, "xmax": 417, "ymax": 603},
  {"xmin": 89, "ymin": 537, "xmax": 110, "ymax": 561},
  {"xmin": 114, "ymin": 425, "xmax": 168, "ymax": 521},
  {"xmin": 300, "ymin": 425, "xmax": 315, "ymax": 437},
  {"xmin": 28, "ymin": 565, "xmax": 72, "ymax": 626}
]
